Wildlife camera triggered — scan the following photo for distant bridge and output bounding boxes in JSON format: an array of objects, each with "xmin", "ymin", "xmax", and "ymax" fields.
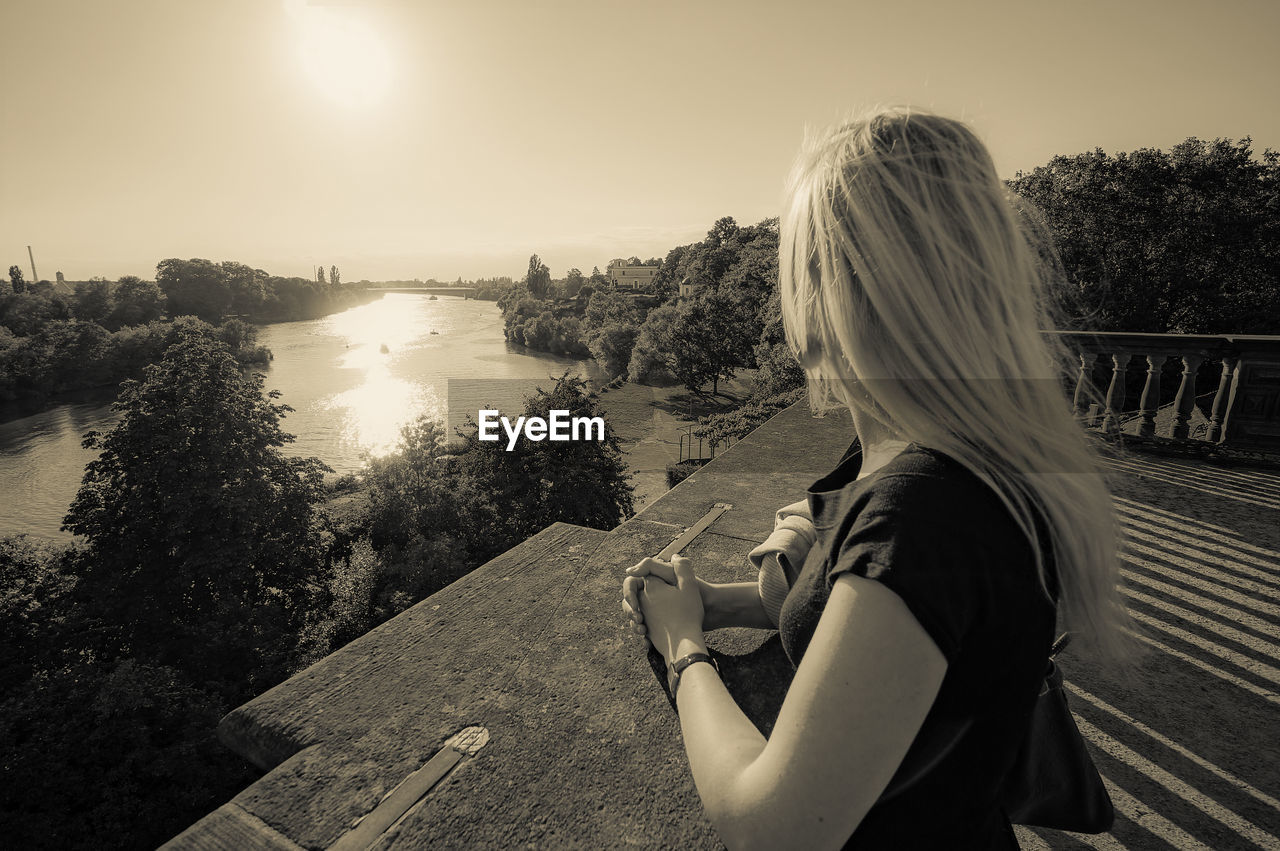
[{"xmin": 369, "ymin": 287, "xmax": 476, "ymax": 297}]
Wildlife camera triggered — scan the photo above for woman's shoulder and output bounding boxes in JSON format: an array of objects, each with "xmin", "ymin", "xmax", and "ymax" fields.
[{"xmin": 860, "ymin": 444, "xmax": 1009, "ymax": 518}]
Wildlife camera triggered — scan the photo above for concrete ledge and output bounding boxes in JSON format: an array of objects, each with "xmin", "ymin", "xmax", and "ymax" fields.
[{"xmin": 163, "ymin": 803, "xmax": 303, "ymax": 851}]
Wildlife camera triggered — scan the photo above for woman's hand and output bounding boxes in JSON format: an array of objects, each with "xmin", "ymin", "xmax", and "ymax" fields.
[
  {"xmin": 627, "ymin": 554, "xmax": 706, "ymax": 663},
  {"xmin": 622, "ymin": 556, "xmax": 670, "ymax": 639},
  {"xmin": 622, "ymin": 555, "xmax": 705, "ymax": 639}
]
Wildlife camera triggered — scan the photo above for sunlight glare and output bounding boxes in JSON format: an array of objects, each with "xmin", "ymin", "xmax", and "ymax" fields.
[
  {"xmin": 321, "ymin": 296, "xmax": 445, "ymax": 458},
  {"xmin": 286, "ymin": 0, "xmax": 392, "ymax": 108}
]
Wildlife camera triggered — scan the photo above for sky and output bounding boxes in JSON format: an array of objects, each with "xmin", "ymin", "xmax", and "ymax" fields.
[{"xmin": 2, "ymin": 0, "xmax": 1278, "ymax": 283}]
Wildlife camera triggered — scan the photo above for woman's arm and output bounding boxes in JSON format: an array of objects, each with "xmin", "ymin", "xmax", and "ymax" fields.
[
  {"xmin": 702, "ymin": 581, "xmax": 777, "ymax": 631},
  {"xmin": 642, "ymin": 563, "xmax": 947, "ymax": 851}
]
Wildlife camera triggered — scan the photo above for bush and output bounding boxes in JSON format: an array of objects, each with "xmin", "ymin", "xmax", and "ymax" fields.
[{"xmin": 665, "ymin": 459, "xmax": 707, "ymax": 489}]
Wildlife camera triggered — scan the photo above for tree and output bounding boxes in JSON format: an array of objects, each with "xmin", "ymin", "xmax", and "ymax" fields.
[
  {"xmin": 583, "ymin": 287, "xmax": 640, "ymax": 329},
  {"xmin": 707, "ymin": 216, "xmax": 740, "ymax": 247},
  {"xmin": 588, "ymin": 324, "xmax": 640, "ymax": 377},
  {"xmin": 62, "ymin": 326, "xmax": 329, "ymax": 689},
  {"xmin": 0, "ymin": 289, "xmax": 70, "ymax": 336},
  {"xmin": 628, "ymin": 304, "xmax": 681, "ymax": 385},
  {"xmin": 33, "ymin": 320, "xmax": 114, "ymax": 391},
  {"xmin": 629, "ymin": 291, "xmax": 756, "ymax": 395},
  {"xmin": 520, "ymin": 311, "xmax": 557, "ymax": 349},
  {"xmin": 526, "ymin": 254, "xmax": 551, "ymax": 298},
  {"xmin": 0, "ymin": 535, "xmax": 74, "ymax": 690},
  {"xmin": 331, "ymin": 265, "xmax": 340, "ymax": 286},
  {"xmin": 357, "ymin": 419, "xmax": 492, "ymax": 617},
  {"xmin": 155, "ymin": 258, "xmax": 232, "ymax": 322},
  {"xmin": 1007, "ymin": 137, "xmax": 1280, "ymax": 334},
  {"xmin": 71, "ymin": 279, "xmax": 113, "ymax": 324},
  {"xmin": 108, "ymin": 275, "xmax": 166, "ymax": 328},
  {"xmin": 9, "ymin": 265, "xmax": 25, "ymax": 294},
  {"xmin": 564, "ymin": 267, "xmax": 585, "ymax": 297},
  {"xmin": 0, "ymin": 653, "xmax": 255, "ymax": 849},
  {"xmin": 459, "ymin": 374, "xmax": 634, "ymax": 537},
  {"xmin": 317, "ymin": 265, "xmax": 327, "ymax": 284},
  {"xmin": 221, "ymin": 261, "xmax": 268, "ymax": 317}
]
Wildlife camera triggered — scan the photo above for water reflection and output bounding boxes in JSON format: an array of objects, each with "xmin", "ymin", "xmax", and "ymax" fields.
[
  {"xmin": 320, "ymin": 295, "xmax": 449, "ymax": 456},
  {"xmin": 0, "ymin": 402, "xmax": 118, "ymax": 538}
]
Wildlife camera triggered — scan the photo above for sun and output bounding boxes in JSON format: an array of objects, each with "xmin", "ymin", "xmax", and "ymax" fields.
[{"xmin": 286, "ymin": 0, "xmax": 392, "ymax": 108}]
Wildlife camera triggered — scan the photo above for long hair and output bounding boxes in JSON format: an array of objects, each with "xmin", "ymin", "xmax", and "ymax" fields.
[{"xmin": 779, "ymin": 105, "xmax": 1133, "ymax": 662}]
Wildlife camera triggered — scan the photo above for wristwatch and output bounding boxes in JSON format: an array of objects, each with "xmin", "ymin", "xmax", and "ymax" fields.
[{"xmin": 667, "ymin": 652, "xmax": 720, "ymax": 699}]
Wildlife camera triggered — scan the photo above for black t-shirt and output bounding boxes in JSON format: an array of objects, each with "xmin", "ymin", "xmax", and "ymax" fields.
[{"xmin": 777, "ymin": 441, "xmax": 1057, "ymax": 849}]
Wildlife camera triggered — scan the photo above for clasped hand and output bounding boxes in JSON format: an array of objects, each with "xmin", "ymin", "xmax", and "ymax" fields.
[{"xmin": 620, "ymin": 554, "xmax": 706, "ymax": 663}]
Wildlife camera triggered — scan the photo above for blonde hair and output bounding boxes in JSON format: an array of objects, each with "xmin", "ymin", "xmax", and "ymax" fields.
[{"xmin": 780, "ymin": 105, "xmax": 1133, "ymax": 662}]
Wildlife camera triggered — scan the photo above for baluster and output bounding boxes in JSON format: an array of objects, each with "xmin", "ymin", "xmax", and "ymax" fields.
[
  {"xmin": 1170, "ymin": 354, "xmax": 1204, "ymax": 440},
  {"xmin": 1073, "ymin": 351, "xmax": 1099, "ymax": 423},
  {"xmin": 1205, "ymin": 356, "xmax": 1237, "ymax": 442},
  {"xmin": 1101, "ymin": 352, "xmax": 1132, "ymax": 434},
  {"xmin": 1136, "ymin": 353, "xmax": 1168, "ymax": 438}
]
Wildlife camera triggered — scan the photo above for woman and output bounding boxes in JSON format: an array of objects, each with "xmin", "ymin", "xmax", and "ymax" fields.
[{"xmin": 621, "ymin": 106, "xmax": 1131, "ymax": 849}]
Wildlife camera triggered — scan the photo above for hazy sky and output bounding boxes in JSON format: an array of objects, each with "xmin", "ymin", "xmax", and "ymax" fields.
[{"xmin": 3, "ymin": 0, "xmax": 1277, "ymax": 282}]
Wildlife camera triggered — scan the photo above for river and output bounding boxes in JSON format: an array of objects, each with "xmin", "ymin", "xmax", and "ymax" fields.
[{"xmin": 0, "ymin": 294, "xmax": 610, "ymax": 540}]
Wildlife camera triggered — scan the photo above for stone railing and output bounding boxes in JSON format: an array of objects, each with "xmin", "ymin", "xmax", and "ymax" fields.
[{"xmin": 1050, "ymin": 331, "xmax": 1280, "ymax": 453}]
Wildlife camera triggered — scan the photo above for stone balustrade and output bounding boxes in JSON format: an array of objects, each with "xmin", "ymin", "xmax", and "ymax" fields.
[{"xmin": 1049, "ymin": 331, "xmax": 1280, "ymax": 453}]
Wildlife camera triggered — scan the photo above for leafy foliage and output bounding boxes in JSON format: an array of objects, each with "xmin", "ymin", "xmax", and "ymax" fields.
[
  {"xmin": 156, "ymin": 258, "xmax": 376, "ymax": 324},
  {"xmin": 63, "ymin": 326, "xmax": 330, "ymax": 690},
  {"xmin": 8, "ymin": 265, "xmax": 26, "ymax": 293},
  {"xmin": 0, "ymin": 656, "xmax": 254, "ymax": 850},
  {"xmin": 0, "ymin": 535, "xmax": 75, "ymax": 690},
  {"xmin": 457, "ymin": 374, "xmax": 635, "ymax": 538},
  {"xmin": 588, "ymin": 323, "xmax": 640, "ymax": 377},
  {"xmin": 0, "ymin": 325, "xmax": 323, "ymax": 848},
  {"xmin": 525, "ymin": 254, "xmax": 552, "ymax": 298},
  {"xmin": 629, "ymin": 217, "xmax": 779, "ymax": 394},
  {"xmin": 1007, "ymin": 137, "xmax": 1280, "ymax": 333},
  {"xmin": 72, "ymin": 279, "xmax": 113, "ymax": 324},
  {"xmin": 0, "ymin": 315, "xmax": 268, "ymax": 405},
  {"xmin": 108, "ymin": 275, "xmax": 166, "ymax": 328}
]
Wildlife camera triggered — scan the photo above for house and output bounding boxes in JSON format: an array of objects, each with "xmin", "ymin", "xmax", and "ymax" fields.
[{"xmin": 607, "ymin": 259, "xmax": 659, "ymax": 292}]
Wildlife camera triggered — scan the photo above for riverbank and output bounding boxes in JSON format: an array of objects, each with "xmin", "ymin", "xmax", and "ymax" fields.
[{"xmin": 0, "ymin": 292, "xmax": 381, "ymax": 425}]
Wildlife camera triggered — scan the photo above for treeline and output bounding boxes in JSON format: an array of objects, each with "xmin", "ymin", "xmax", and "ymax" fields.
[
  {"xmin": 1007, "ymin": 136, "xmax": 1280, "ymax": 334},
  {"xmin": 155, "ymin": 258, "xmax": 378, "ymax": 323},
  {"xmin": 470, "ymin": 276, "xmax": 519, "ymax": 300},
  {"xmin": 0, "ymin": 259, "xmax": 379, "ymax": 409},
  {"xmin": 0, "ymin": 325, "xmax": 633, "ymax": 849},
  {"xmin": 0, "ymin": 283, "xmax": 270, "ymax": 406}
]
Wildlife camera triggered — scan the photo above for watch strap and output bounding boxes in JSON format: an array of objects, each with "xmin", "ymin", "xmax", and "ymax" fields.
[{"xmin": 668, "ymin": 652, "xmax": 719, "ymax": 699}]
